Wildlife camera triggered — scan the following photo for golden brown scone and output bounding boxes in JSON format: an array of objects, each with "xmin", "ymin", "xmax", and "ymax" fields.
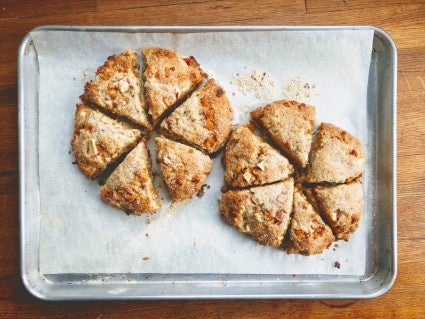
[
  {"xmin": 155, "ymin": 136, "xmax": 212, "ymax": 202},
  {"xmin": 71, "ymin": 103, "xmax": 141, "ymax": 179},
  {"xmin": 251, "ymin": 100, "xmax": 315, "ymax": 168},
  {"xmin": 142, "ymin": 47, "xmax": 206, "ymax": 125},
  {"xmin": 304, "ymin": 123, "xmax": 366, "ymax": 183},
  {"xmin": 223, "ymin": 125, "xmax": 293, "ymax": 188},
  {"xmin": 287, "ymin": 189, "xmax": 335, "ymax": 255},
  {"xmin": 312, "ymin": 181, "xmax": 363, "ymax": 241},
  {"xmin": 160, "ymin": 79, "xmax": 233, "ymax": 154},
  {"xmin": 100, "ymin": 141, "xmax": 161, "ymax": 214},
  {"xmin": 220, "ymin": 179, "xmax": 294, "ymax": 247},
  {"xmin": 81, "ymin": 49, "xmax": 150, "ymax": 130}
]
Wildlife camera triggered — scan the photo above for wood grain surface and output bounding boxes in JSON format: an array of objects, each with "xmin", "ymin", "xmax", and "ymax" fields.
[{"xmin": 1, "ymin": 0, "xmax": 424, "ymax": 318}]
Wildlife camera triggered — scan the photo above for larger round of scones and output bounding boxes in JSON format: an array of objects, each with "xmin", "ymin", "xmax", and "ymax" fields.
[{"xmin": 71, "ymin": 49, "xmax": 365, "ymax": 256}]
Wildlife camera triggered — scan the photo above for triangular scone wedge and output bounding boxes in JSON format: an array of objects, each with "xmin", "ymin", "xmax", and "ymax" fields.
[
  {"xmin": 312, "ymin": 181, "xmax": 363, "ymax": 241},
  {"xmin": 81, "ymin": 49, "xmax": 150, "ymax": 130},
  {"xmin": 160, "ymin": 79, "xmax": 233, "ymax": 154},
  {"xmin": 223, "ymin": 125, "xmax": 293, "ymax": 188},
  {"xmin": 142, "ymin": 47, "xmax": 206, "ymax": 125},
  {"xmin": 287, "ymin": 189, "xmax": 335, "ymax": 255},
  {"xmin": 305, "ymin": 123, "xmax": 366, "ymax": 183},
  {"xmin": 156, "ymin": 136, "xmax": 212, "ymax": 203},
  {"xmin": 71, "ymin": 103, "xmax": 141, "ymax": 179},
  {"xmin": 220, "ymin": 179, "xmax": 294, "ymax": 247},
  {"xmin": 251, "ymin": 100, "xmax": 315, "ymax": 168},
  {"xmin": 100, "ymin": 141, "xmax": 161, "ymax": 214}
]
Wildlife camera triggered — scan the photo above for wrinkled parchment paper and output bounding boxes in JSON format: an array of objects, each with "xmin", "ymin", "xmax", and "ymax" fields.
[{"xmin": 32, "ymin": 29, "xmax": 373, "ymax": 275}]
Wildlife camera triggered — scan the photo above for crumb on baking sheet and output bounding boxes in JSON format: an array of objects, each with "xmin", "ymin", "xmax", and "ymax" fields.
[
  {"xmin": 283, "ymin": 77, "xmax": 316, "ymax": 103},
  {"xmin": 142, "ymin": 257, "xmax": 150, "ymax": 261},
  {"xmin": 231, "ymin": 69, "xmax": 277, "ymax": 99},
  {"xmin": 334, "ymin": 261, "xmax": 341, "ymax": 269}
]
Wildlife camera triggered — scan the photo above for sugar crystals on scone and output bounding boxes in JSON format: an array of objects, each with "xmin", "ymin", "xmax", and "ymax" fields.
[
  {"xmin": 160, "ymin": 78, "xmax": 233, "ymax": 154},
  {"xmin": 312, "ymin": 181, "xmax": 364, "ymax": 241},
  {"xmin": 287, "ymin": 189, "xmax": 335, "ymax": 255},
  {"xmin": 223, "ymin": 125, "xmax": 293, "ymax": 188},
  {"xmin": 81, "ymin": 49, "xmax": 150, "ymax": 130},
  {"xmin": 71, "ymin": 103, "xmax": 141, "ymax": 179},
  {"xmin": 305, "ymin": 122, "xmax": 366, "ymax": 183},
  {"xmin": 142, "ymin": 47, "xmax": 206, "ymax": 125},
  {"xmin": 156, "ymin": 136, "xmax": 212, "ymax": 203},
  {"xmin": 100, "ymin": 141, "xmax": 161, "ymax": 214},
  {"xmin": 220, "ymin": 179, "xmax": 294, "ymax": 248},
  {"xmin": 251, "ymin": 100, "xmax": 315, "ymax": 168}
]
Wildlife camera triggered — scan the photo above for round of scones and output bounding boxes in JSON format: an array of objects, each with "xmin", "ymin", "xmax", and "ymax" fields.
[{"xmin": 71, "ymin": 48, "xmax": 366, "ymax": 256}]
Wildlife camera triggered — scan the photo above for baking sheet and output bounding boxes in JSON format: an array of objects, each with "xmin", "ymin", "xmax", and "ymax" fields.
[{"xmin": 31, "ymin": 29, "xmax": 374, "ymax": 275}]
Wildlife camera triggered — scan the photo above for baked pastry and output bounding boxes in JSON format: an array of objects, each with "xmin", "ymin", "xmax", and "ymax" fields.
[
  {"xmin": 312, "ymin": 181, "xmax": 363, "ymax": 241},
  {"xmin": 305, "ymin": 123, "xmax": 366, "ymax": 183},
  {"xmin": 251, "ymin": 100, "xmax": 315, "ymax": 168},
  {"xmin": 223, "ymin": 125, "xmax": 293, "ymax": 188},
  {"xmin": 142, "ymin": 47, "xmax": 206, "ymax": 125},
  {"xmin": 71, "ymin": 103, "xmax": 141, "ymax": 179},
  {"xmin": 160, "ymin": 79, "xmax": 233, "ymax": 154},
  {"xmin": 100, "ymin": 141, "xmax": 161, "ymax": 214},
  {"xmin": 81, "ymin": 49, "xmax": 150, "ymax": 130},
  {"xmin": 156, "ymin": 136, "xmax": 212, "ymax": 202},
  {"xmin": 287, "ymin": 189, "xmax": 335, "ymax": 255},
  {"xmin": 220, "ymin": 179, "xmax": 294, "ymax": 247}
]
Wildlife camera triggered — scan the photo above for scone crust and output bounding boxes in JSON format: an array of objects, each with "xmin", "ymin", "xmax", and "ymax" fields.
[
  {"xmin": 156, "ymin": 136, "xmax": 212, "ymax": 202},
  {"xmin": 251, "ymin": 100, "xmax": 315, "ymax": 168},
  {"xmin": 313, "ymin": 181, "xmax": 363, "ymax": 241},
  {"xmin": 142, "ymin": 47, "xmax": 206, "ymax": 125},
  {"xmin": 71, "ymin": 103, "xmax": 141, "ymax": 179},
  {"xmin": 287, "ymin": 189, "xmax": 335, "ymax": 255},
  {"xmin": 100, "ymin": 141, "xmax": 161, "ymax": 214},
  {"xmin": 305, "ymin": 122, "xmax": 366, "ymax": 183},
  {"xmin": 220, "ymin": 179, "xmax": 294, "ymax": 247},
  {"xmin": 223, "ymin": 125, "xmax": 293, "ymax": 188},
  {"xmin": 81, "ymin": 49, "xmax": 150, "ymax": 129},
  {"xmin": 160, "ymin": 78, "xmax": 233, "ymax": 154}
]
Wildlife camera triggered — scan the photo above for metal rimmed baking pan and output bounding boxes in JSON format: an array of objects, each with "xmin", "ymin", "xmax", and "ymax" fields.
[{"xmin": 18, "ymin": 25, "xmax": 397, "ymax": 300}]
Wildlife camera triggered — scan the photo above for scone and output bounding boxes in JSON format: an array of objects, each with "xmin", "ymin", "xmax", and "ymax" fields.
[
  {"xmin": 251, "ymin": 100, "xmax": 315, "ymax": 168},
  {"xmin": 156, "ymin": 136, "xmax": 212, "ymax": 202},
  {"xmin": 71, "ymin": 103, "xmax": 141, "ymax": 179},
  {"xmin": 81, "ymin": 49, "xmax": 150, "ymax": 130},
  {"xmin": 223, "ymin": 125, "xmax": 293, "ymax": 188},
  {"xmin": 287, "ymin": 189, "xmax": 335, "ymax": 255},
  {"xmin": 312, "ymin": 181, "xmax": 364, "ymax": 241},
  {"xmin": 220, "ymin": 179, "xmax": 294, "ymax": 247},
  {"xmin": 160, "ymin": 79, "xmax": 233, "ymax": 154},
  {"xmin": 100, "ymin": 141, "xmax": 161, "ymax": 214},
  {"xmin": 142, "ymin": 47, "xmax": 206, "ymax": 125},
  {"xmin": 304, "ymin": 123, "xmax": 366, "ymax": 183}
]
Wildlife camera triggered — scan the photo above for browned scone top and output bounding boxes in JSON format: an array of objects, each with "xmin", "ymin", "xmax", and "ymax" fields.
[
  {"xmin": 155, "ymin": 136, "xmax": 212, "ymax": 203},
  {"xmin": 312, "ymin": 181, "xmax": 364, "ymax": 241},
  {"xmin": 220, "ymin": 179, "xmax": 294, "ymax": 247},
  {"xmin": 251, "ymin": 100, "xmax": 315, "ymax": 168},
  {"xmin": 223, "ymin": 125, "xmax": 293, "ymax": 188},
  {"xmin": 100, "ymin": 141, "xmax": 161, "ymax": 214},
  {"xmin": 81, "ymin": 49, "xmax": 150, "ymax": 130},
  {"xmin": 287, "ymin": 189, "xmax": 335, "ymax": 255},
  {"xmin": 160, "ymin": 78, "xmax": 233, "ymax": 154},
  {"xmin": 71, "ymin": 103, "xmax": 141, "ymax": 179},
  {"xmin": 304, "ymin": 122, "xmax": 366, "ymax": 184},
  {"xmin": 142, "ymin": 47, "xmax": 206, "ymax": 125}
]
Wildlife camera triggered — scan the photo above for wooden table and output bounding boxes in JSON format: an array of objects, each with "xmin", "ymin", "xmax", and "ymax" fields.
[{"xmin": 1, "ymin": 0, "xmax": 424, "ymax": 317}]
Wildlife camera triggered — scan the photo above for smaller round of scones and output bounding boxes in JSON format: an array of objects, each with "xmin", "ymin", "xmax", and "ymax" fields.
[
  {"xmin": 72, "ymin": 48, "xmax": 366, "ymax": 256},
  {"xmin": 220, "ymin": 100, "xmax": 366, "ymax": 255}
]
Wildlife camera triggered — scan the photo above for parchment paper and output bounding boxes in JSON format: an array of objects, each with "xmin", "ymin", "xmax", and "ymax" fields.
[{"xmin": 33, "ymin": 29, "xmax": 374, "ymax": 275}]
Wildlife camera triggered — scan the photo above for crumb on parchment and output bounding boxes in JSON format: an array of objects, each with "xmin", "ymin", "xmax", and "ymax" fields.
[
  {"xmin": 283, "ymin": 77, "xmax": 316, "ymax": 103},
  {"xmin": 231, "ymin": 69, "xmax": 277, "ymax": 100}
]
